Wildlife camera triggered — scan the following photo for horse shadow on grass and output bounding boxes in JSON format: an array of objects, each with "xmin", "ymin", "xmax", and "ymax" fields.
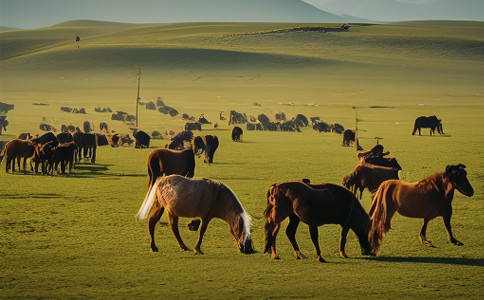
[
  {"xmin": 368, "ymin": 256, "xmax": 483, "ymax": 267},
  {"xmin": 69, "ymin": 163, "xmax": 146, "ymax": 179}
]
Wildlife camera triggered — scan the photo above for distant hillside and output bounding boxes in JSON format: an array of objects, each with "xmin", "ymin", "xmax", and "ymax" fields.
[{"xmin": 0, "ymin": 0, "xmax": 354, "ymax": 30}]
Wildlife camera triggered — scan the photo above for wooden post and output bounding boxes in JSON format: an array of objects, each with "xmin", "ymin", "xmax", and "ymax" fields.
[{"xmin": 135, "ymin": 68, "xmax": 141, "ymax": 128}]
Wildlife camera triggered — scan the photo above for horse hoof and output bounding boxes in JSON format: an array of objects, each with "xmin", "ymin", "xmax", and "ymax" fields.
[
  {"xmin": 317, "ymin": 256, "xmax": 326, "ymax": 263},
  {"xmin": 272, "ymin": 255, "xmax": 280, "ymax": 260},
  {"xmin": 150, "ymin": 247, "xmax": 159, "ymax": 252},
  {"xmin": 453, "ymin": 241, "xmax": 464, "ymax": 246},
  {"xmin": 339, "ymin": 253, "xmax": 348, "ymax": 259}
]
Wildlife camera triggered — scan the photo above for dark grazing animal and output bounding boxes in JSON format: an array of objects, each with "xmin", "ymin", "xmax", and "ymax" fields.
[
  {"xmin": 264, "ymin": 181, "xmax": 374, "ymax": 262},
  {"xmin": 343, "ymin": 162, "xmax": 400, "ymax": 200},
  {"xmin": 0, "ymin": 116, "xmax": 8, "ymax": 134},
  {"xmin": 52, "ymin": 142, "xmax": 79, "ymax": 174},
  {"xmin": 202, "ymin": 135, "xmax": 219, "ymax": 164},
  {"xmin": 369, "ymin": 164, "xmax": 474, "ymax": 253},
  {"xmin": 73, "ymin": 132, "xmax": 97, "ymax": 163},
  {"xmin": 137, "ymin": 175, "xmax": 254, "ymax": 255},
  {"xmin": 146, "ymin": 148, "xmax": 195, "ymax": 191},
  {"xmin": 56, "ymin": 132, "xmax": 73, "ymax": 144},
  {"xmin": 185, "ymin": 122, "xmax": 202, "ymax": 131},
  {"xmin": 0, "ymin": 139, "xmax": 35, "ymax": 172},
  {"xmin": 412, "ymin": 115, "xmax": 444, "ymax": 136},
  {"xmin": 83, "ymin": 121, "xmax": 94, "ymax": 133},
  {"xmin": 342, "ymin": 129, "xmax": 355, "ymax": 147},
  {"xmin": 134, "ymin": 130, "xmax": 151, "ymax": 148},
  {"xmin": 231, "ymin": 126, "xmax": 243, "ymax": 142}
]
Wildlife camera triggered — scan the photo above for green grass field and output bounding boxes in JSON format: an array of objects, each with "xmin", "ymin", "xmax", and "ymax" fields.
[{"xmin": 1, "ymin": 21, "xmax": 483, "ymax": 299}]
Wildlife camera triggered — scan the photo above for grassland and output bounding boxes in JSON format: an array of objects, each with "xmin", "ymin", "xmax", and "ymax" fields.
[{"xmin": 1, "ymin": 21, "xmax": 483, "ymax": 299}]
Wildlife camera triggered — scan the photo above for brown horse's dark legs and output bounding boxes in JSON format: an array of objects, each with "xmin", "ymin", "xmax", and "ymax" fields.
[
  {"xmin": 285, "ymin": 214, "xmax": 304, "ymax": 259},
  {"xmin": 339, "ymin": 227, "xmax": 350, "ymax": 258},
  {"xmin": 419, "ymin": 218, "xmax": 435, "ymax": 247},
  {"xmin": 309, "ymin": 226, "xmax": 325, "ymax": 262},
  {"xmin": 443, "ymin": 215, "xmax": 463, "ymax": 246},
  {"xmin": 194, "ymin": 219, "xmax": 210, "ymax": 255},
  {"xmin": 270, "ymin": 223, "xmax": 281, "ymax": 260},
  {"xmin": 168, "ymin": 214, "xmax": 189, "ymax": 251},
  {"xmin": 148, "ymin": 206, "xmax": 165, "ymax": 252}
]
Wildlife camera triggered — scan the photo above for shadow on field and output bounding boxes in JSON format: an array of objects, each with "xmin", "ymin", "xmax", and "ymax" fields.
[
  {"xmin": 372, "ymin": 256, "xmax": 484, "ymax": 267},
  {"xmin": 70, "ymin": 163, "xmax": 145, "ymax": 179},
  {"xmin": 0, "ymin": 193, "xmax": 64, "ymax": 200}
]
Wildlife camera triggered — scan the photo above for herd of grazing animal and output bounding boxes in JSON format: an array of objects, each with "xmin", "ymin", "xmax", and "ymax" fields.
[{"xmin": 1, "ymin": 109, "xmax": 471, "ymax": 262}]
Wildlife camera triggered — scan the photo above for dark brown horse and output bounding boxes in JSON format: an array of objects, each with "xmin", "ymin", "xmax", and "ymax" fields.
[
  {"xmin": 0, "ymin": 139, "xmax": 36, "ymax": 172},
  {"xmin": 137, "ymin": 175, "xmax": 254, "ymax": 255},
  {"xmin": 369, "ymin": 164, "xmax": 474, "ymax": 253},
  {"xmin": 264, "ymin": 180, "xmax": 374, "ymax": 262},
  {"xmin": 146, "ymin": 148, "xmax": 195, "ymax": 191}
]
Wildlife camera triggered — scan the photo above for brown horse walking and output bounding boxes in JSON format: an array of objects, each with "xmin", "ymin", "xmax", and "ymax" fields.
[
  {"xmin": 369, "ymin": 164, "xmax": 474, "ymax": 253},
  {"xmin": 264, "ymin": 180, "xmax": 374, "ymax": 262},
  {"xmin": 137, "ymin": 175, "xmax": 254, "ymax": 255}
]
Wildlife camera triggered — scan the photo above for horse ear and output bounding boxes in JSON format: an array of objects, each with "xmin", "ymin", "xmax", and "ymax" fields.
[
  {"xmin": 457, "ymin": 164, "xmax": 466, "ymax": 169},
  {"xmin": 445, "ymin": 165, "xmax": 453, "ymax": 176}
]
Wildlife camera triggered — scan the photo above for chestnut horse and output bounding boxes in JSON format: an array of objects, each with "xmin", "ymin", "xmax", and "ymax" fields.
[
  {"xmin": 146, "ymin": 148, "xmax": 195, "ymax": 190},
  {"xmin": 137, "ymin": 175, "xmax": 254, "ymax": 255},
  {"xmin": 369, "ymin": 164, "xmax": 474, "ymax": 253},
  {"xmin": 264, "ymin": 180, "xmax": 374, "ymax": 262}
]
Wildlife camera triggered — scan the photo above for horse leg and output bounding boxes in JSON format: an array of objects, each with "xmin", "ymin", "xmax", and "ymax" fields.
[
  {"xmin": 419, "ymin": 218, "xmax": 435, "ymax": 247},
  {"xmin": 148, "ymin": 206, "xmax": 165, "ymax": 252},
  {"xmin": 269, "ymin": 222, "xmax": 282, "ymax": 260},
  {"xmin": 168, "ymin": 213, "xmax": 189, "ymax": 251},
  {"xmin": 309, "ymin": 226, "xmax": 325, "ymax": 262},
  {"xmin": 339, "ymin": 226, "xmax": 350, "ymax": 258},
  {"xmin": 443, "ymin": 215, "xmax": 463, "ymax": 246},
  {"xmin": 285, "ymin": 213, "xmax": 304, "ymax": 259},
  {"xmin": 194, "ymin": 219, "xmax": 211, "ymax": 255}
]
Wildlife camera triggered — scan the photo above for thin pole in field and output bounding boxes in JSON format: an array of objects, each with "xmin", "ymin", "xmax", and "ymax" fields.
[{"xmin": 135, "ymin": 68, "xmax": 141, "ymax": 128}]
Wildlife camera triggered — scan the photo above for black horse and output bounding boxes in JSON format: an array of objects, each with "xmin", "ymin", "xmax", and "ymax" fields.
[
  {"xmin": 412, "ymin": 116, "xmax": 444, "ymax": 136},
  {"xmin": 231, "ymin": 126, "xmax": 243, "ymax": 142}
]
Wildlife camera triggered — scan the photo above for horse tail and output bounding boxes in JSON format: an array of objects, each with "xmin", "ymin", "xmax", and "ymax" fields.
[
  {"xmin": 368, "ymin": 182, "xmax": 389, "ymax": 253},
  {"xmin": 263, "ymin": 184, "xmax": 277, "ymax": 254},
  {"xmin": 137, "ymin": 177, "xmax": 163, "ymax": 220},
  {"xmin": 147, "ymin": 151, "xmax": 161, "ymax": 189}
]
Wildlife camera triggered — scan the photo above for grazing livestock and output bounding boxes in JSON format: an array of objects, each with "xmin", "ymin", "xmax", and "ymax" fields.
[
  {"xmin": 56, "ymin": 132, "xmax": 73, "ymax": 144},
  {"xmin": 246, "ymin": 122, "xmax": 262, "ymax": 131},
  {"xmin": 275, "ymin": 112, "xmax": 287, "ymax": 121},
  {"xmin": 0, "ymin": 101, "xmax": 14, "ymax": 114},
  {"xmin": 18, "ymin": 133, "xmax": 32, "ymax": 140},
  {"xmin": 52, "ymin": 142, "xmax": 78, "ymax": 174},
  {"xmin": 198, "ymin": 114, "xmax": 211, "ymax": 124},
  {"xmin": 369, "ymin": 164, "xmax": 474, "ymax": 254},
  {"xmin": 137, "ymin": 175, "xmax": 254, "ymax": 255},
  {"xmin": 83, "ymin": 121, "xmax": 93, "ymax": 133},
  {"xmin": 231, "ymin": 126, "xmax": 243, "ymax": 142},
  {"xmin": 412, "ymin": 115, "xmax": 444, "ymax": 136},
  {"xmin": 294, "ymin": 114, "xmax": 309, "ymax": 127},
  {"xmin": 203, "ymin": 135, "xmax": 219, "ymax": 164},
  {"xmin": 99, "ymin": 122, "xmax": 108, "ymax": 132},
  {"xmin": 342, "ymin": 129, "xmax": 355, "ymax": 147},
  {"xmin": 228, "ymin": 110, "xmax": 247, "ymax": 125},
  {"xmin": 192, "ymin": 136, "xmax": 205, "ymax": 158},
  {"xmin": 264, "ymin": 180, "xmax": 374, "ymax": 262},
  {"xmin": 73, "ymin": 132, "xmax": 97, "ymax": 163},
  {"xmin": 166, "ymin": 131, "xmax": 193, "ymax": 150},
  {"xmin": 31, "ymin": 132, "xmax": 59, "ymax": 148},
  {"xmin": 31, "ymin": 141, "xmax": 55, "ymax": 174},
  {"xmin": 146, "ymin": 148, "xmax": 195, "ymax": 191},
  {"xmin": 343, "ymin": 162, "xmax": 400, "ymax": 200},
  {"xmin": 332, "ymin": 123, "xmax": 345, "ymax": 134},
  {"xmin": 134, "ymin": 130, "xmax": 151, "ymax": 148},
  {"xmin": 313, "ymin": 121, "xmax": 331, "ymax": 133},
  {"xmin": 0, "ymin": 116, "xmax": 8, "ymax": 134},
  {"xmin": 185, "ymin": 122, "xmax": 202, "ymax": 131},
  {"xmin": 0, "ymin": 139, "xmax": 35, "ymax": 172}
]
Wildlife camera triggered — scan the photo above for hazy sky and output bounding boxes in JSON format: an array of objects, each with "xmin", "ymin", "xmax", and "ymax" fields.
[{"xmin": 0, "ymin": 0, "xmax": 483, "ymax": 29}]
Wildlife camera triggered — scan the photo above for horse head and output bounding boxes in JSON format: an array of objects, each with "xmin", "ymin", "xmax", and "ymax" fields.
[{"xmin": 445, "ymin": 164, "xmax": 474, "ymax": 197}]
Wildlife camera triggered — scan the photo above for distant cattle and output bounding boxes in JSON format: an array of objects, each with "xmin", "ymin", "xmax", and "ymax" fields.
[
  {"xmin": 342, "ymin": 129, "xmax": 355, "ymax": 147},
  {"xmin": 198, "ymin": 114, "xmax": 211, "ymax": 124},
  {"xmin": 246, "ymin": 122, "xmax": 262, "ymax": 131},
  {"xmin": 294, "ymin": 114, "xmax": 309, "ymax": 127},
  {"xmin": 0, "ymin": 102, "xmax": 14, "ymax": 114},
  {"xmin": 166, "ymin": 131, "xmax": 194, "ymax": 150},
  {"xmin": 0, "ymin": 116, "xmax": 8, "ymax": 134},
  {"xmin": 134, "ymin": 130, "xmax": 151, "ymax": 148},
  {"xmin": 313, "ymin": 121, "xmax": 331, "ymax": 133},
  {"xmin": 232, "ymin": 126, "xmax": 243, "ymax": 142},
  {"xmin": 83, "ymin": 121, "xmax": 94, "ymax": 133},
  {"xmin": 193, "ymin": 135, "xmax": 219, "ymax": 164},
  {"xmin": 332, "ymin": 123, "xmax": 345, "ymax": 134},
  {"xmin": 57, "ymin": 132, "xmax": 73, "ymax": 144},
  {"xmin": 182, "ymin": 113, "xmax": 196, "ymax": 121},
  {"xmin": 73, "ymin": 132, "xmax": 97, "ymax": 163},
  {"xmin": 412, "ymin": 115, "xmax": 444, "ymax": 136},
  {"xmin": 99, "ymin": 122, "xmax": 108, "ymax": 132},
  {"xmin": 185, "ymin": 122, "xmax": 202, "ymax": 131},
  {"xmin": 229, "ymin": 110, "xmax": 248, "ymax": 125},
  {"xmin": 275, "ymin": 112, "xmax": 287, "ymax": 121}
]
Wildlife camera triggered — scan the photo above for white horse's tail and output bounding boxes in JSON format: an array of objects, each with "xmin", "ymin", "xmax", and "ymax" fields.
[{"xmin": 137, "ymin": 177, "xmax": 163, "ymax": 219}]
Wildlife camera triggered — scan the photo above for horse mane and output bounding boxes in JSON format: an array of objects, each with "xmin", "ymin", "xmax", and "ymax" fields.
[{"xmin": 219, "ymin": 182, "xmax": 251, "ymax": 244}]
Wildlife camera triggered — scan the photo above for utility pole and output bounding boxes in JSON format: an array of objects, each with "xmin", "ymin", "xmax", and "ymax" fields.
[{"xmin": 135, "ymin": 68, "xmax": 141, "ymax": 128}]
